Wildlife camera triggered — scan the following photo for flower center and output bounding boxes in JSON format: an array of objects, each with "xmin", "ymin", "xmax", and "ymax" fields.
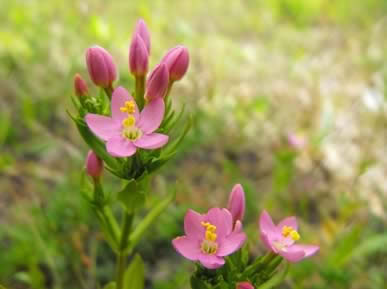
[
  {"xmin": 120, "ymin": 101, "xmax": 142, "ymax": 141},
  {"xmin": 200, "ymin": 221, "xmax": 218, "ymax": 255},
  {"xmin": 282, "ymin": 226, "xmax": 300, "ymax": 241},
  {"xmin": 121, "ymin": 116, "xmax": 142, "ymax": 141}
]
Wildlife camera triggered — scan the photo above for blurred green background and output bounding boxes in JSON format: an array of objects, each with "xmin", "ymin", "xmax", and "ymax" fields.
[{"xmin": 1, "ymin": 0, "xmax": 387, "ymax": 288}]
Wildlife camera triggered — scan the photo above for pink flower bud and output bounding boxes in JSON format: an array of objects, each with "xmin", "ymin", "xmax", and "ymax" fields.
[
  {"xmin": 135, "ymin": 19, "xmax": 151, "ymax": 54},
  {"xmin": 161, "ymin": 45, "xmax": 189, "ymax": 81},
  {"xmin": 86, "ymin": 150, "xmax": 103, "ymax": 180},
  {"xmin": 227, "ymin": 184, "xmax": 246, "ymax": 223},
  {"xmin": 145, "ymin": 63, "xmax": 169, "ymax": 101},
  {"xmin": 86, "ymin": 45, "xmax": 117, "ymax": 88},
  {"xmin": 129, "ymin": 34, "xmax": 149, "ymax": 77},
  {"xmin": 236, "ymin": 282, "xmax": 254, "ymax": 289},
  {"xmin": 74, "ymin": 73, "xmax": 89, "ymax": 97}
]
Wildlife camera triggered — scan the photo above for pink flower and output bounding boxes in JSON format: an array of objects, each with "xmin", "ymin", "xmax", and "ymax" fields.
[
  {"xmin": 129, "ymin": 33, "xmax": 149, "ymax": 77},
  {"xmin": 287, "ymin": 133, "xmax": 306, "ymax": 150},
  {"xmin": 85, "ymin": 86, "xmax": 169, "ymax": 157},
  {"xmin": 236, "ymin": 282, "xmax": 254, "ymax": 289},
  {"xmin": 86, "ymin": 150, "xmax": 103, "ymax": 179},
  {"xmin": 172, "ymin": 208, "xmax": 246, "ymax": 269},
  {"xmin": 74, "ymin": 73, "xmax": 89, "ymax": 97},
  {"xmin": 86, "ymin": 45, "xmax": 117, "ymax": 88},
  {"xmin": 145, "ymin": 63, "xmax": 169, "ymax": 101},
  {"xmin": 161, "ymin": 45, "xmax": 189, "ymax": 81},
  {"xmin": 259, "ymin": 210, "xmax": 319, "ymax": 263},
  {"xmin": 134, "ymin": 19, "xmax": 150, "ymax": 54},
  {"xmin": 227, "ymin": 184, "xmax": 245, "ymax": 224}
]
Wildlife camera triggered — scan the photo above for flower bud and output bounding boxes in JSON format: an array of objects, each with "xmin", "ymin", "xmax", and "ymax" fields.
[
  {"xmin": 145, "ymin": 63, "xmax": 169, "ymax": 101},
  {"xmin": 86, "ymin": 150, "xmax": 103, "ymax": 180},
  {"xmin": 129, "ymin": 34, "xmax": 149, "ymax": 77},
  {"xmin": 86, "ymin": 45, "xmax": 117, "ymax": 88},
  {"xmin": 236, "ymin": 282, "xmax": 254, "ymax": 289},
  {"xmin": 74, "ymin": 73, "xmax": 89, "ymax": 97},
  {"xmin": 161, "ymin": 45, "xmax": 189, "ymax": 81},
  {"xmin": 135, "ymin": 18, "xmax": 151, "ymax": 54},
  {"xmin": 227, "ymin": 184, "xmax": 245, "ymax": 223}
]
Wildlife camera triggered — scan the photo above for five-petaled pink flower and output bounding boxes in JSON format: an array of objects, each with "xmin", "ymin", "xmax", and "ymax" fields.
[
  {"xmin": 259, "ymin": 210, "xmax": 319, "ymax": 263},
  {"xmin": 172, "ymin": 208, "xmax": 246, "ymax": 269},
  {"xmin": 85, "ymin": 86, "xmax": 169, "ymax": 157}
]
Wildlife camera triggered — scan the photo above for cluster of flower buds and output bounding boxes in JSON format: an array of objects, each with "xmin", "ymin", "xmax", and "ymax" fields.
[
  {"xmin": 71, "ymin": 18, "xmax": 191, "ymax": 181},
  {"xmin": 173, "ymin": 184, "xmax": 320, "ymax": 289}
]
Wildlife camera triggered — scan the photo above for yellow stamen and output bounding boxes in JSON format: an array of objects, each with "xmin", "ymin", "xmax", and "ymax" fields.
[
  {"xmin": 120, "ymin": 101, "xmax": 136, "ymax": 114},
  {"xmin": 201, "ymin": 221, "xmax": 218, "ymax": 242},
  {"xmin": 290, "ymin": 230, "xmax": 300, "ymax": 241},
  {"xmin": 122, "ymin": 115, "xmax": 136, "ymax": 127},
  {"xmin": 282, "ymin": 225, "xmax": 300, "ymax": 241}
]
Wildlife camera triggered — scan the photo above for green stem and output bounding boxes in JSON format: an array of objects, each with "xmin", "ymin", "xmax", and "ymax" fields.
[
  {"xmin": 256, "ymin": 262, "xmax": 290, "ymax": 289},
  {"xmin": 135, "ymin": 76, "xmax": 145, "ymax": 110},
  {"xmin": 104, "ymin": 84, "xmax": 114, "ymax": 100},
  {"xmin": 164, "ymin": 81, "xmax": 174, "ymax": 115},
  {"xmin": 116, "ymin": 212, "xmax": 134, "ymax": 289}
]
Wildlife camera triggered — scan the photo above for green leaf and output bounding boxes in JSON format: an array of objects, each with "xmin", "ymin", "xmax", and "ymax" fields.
[
  {"xmin": 256, "ymin": 262, "xmax": 290, "ymax": 289},
  {"xmin": 103, "ymin": 282, "xmax": 116, "ymax": 289},
  {"xmin": 123, "ymin": 254, "xmax": 145, "ymax": 289},
  {"xmin": 117, "ymin": 179, "xmax": 147, "ymax": 213},
  {"xmin": 127, "ymin": 188, "xmax": 176, "ymax": 252}
]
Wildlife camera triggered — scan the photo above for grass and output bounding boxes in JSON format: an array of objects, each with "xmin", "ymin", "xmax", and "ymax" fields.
[{"xmin": 1, "ymin": 0, "xmax": 387, "ymax": 288}]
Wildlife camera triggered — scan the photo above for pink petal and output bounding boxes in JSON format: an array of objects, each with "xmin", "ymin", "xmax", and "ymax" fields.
[
  {"xmin": 172, "ymin": 236, "xmax": 201, "ymax": 261},
  {"xmin": 133, "ymin": 133, "xmax": 168, "ymax": 149},
  {"xmin": 85, "ymin": 114, "xmax": 120, "ymax": 141},
  {"xmin": 259, "ymin": 210, "xmax": 279, "ymax": 238},
  {"xmin": 217, "ymin": 224, "xmax": 246, "ymax": 257},
  {"xmin": 279, "ymin": 245, "xmax": 306, "ymax": 263},
  {"xmin": 111, "ymin": 86, "xmax": 139, "ymax": 122},
  {"xmin": 106, "ymin": 136, "xmax": 137, "ymax": 157},
  {"xmin": 292, "ymin": 244, "xmax": 320, "ymax": 258},
  {"xmin": 205, "ymin": 208, "xmax": 233, "ymax": 242},
  {"xmin": 137, "ymin": 98, "xmax": 165, "ymax": 133},
  {"xmin": 277, "ymin": 216, "xmax": 298, "ymax": 232},
  {"xmin": 183, "ymin": 209, "xmax": 205, "ymax": 239},
  {"xmin": 198, "ymin": 254, "xmax": 225, "ymax": 269},
  {"xmin": 260, "ymin": 231, "xmax": 277, "ymax": 253}
]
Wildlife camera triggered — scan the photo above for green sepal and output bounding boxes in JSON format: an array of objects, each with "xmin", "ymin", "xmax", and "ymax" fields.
[{"xmin": 123, "ymin": 254, "xmax": 145, "ymax": 289}]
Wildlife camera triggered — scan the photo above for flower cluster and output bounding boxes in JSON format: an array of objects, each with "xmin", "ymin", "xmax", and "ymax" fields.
[
  {"xmin": 71, "ymin": 18, "xmax": 190, "ymax": 180},
  {"xmin": 173, "ymin": 184, "xmax": 320, "ymax": 288}
]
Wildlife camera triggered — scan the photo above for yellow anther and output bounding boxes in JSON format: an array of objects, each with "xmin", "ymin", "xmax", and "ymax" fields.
[
  {"xmin": 120, "ymin": 101, "xmax": 136, "ymax": 114},
  {"xmin": 282, "ymin": 226, "xmax": 293, "ymax": 237},
  {"xmin": 282, "ymin": 226, "xmax": 300, "ymax": 241},
  {"xmin": 122, "ymin": 115, "xmax": 136, "ymax": 127},
  {"xmin": 201, "ymin": 221, "xmax": 218, "ymax": 242},
  {"xmin": 290, "ymin": 230, "xmax": 300, "ymax": 241}
]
